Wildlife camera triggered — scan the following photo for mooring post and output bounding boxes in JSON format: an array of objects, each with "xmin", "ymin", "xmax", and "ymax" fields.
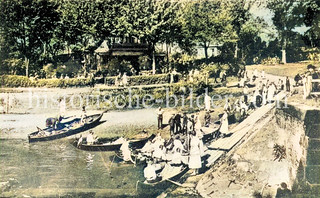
[{"xmin": 6, "ymin": 92, "xmax": 9, "ymax": 114}]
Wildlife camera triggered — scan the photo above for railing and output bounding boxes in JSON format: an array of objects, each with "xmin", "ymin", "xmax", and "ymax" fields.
[{"xmin": 309, "ymin": 78, "xmax": 320, "ymax": 96}]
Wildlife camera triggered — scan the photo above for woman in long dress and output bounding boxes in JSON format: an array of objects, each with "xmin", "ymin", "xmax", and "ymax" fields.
[
  {"xmin": 220, "ymin": 110, "xmax": 228, "ymax": 136},
  {"xmin": 122, "ymin": 72, "xmax": 128, "ymax": 86},
  {"xmin": 194, "ymin": 113, "xmax": 202, "ymax": 131},
  {"xmin": 204, "ymin": 94, "xmax": 211, "ymax": 111},
  {"xmin": 188, "ymin": 131, "xmax": 204, "ymax": 175}
]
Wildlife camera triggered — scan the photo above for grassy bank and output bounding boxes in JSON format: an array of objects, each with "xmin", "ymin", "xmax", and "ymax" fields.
[{"xmin": 246, "ymin": 62, "xmax": 318, "ymax": 78}]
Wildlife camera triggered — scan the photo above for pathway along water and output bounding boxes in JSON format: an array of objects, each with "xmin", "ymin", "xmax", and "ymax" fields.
[{"xmin": 0, "ymin": 138, "xmax": 146, "ymax": 197}]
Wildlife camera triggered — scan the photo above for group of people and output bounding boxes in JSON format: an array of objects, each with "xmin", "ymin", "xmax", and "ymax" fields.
[
  {"xmin": 294, "ymin": 65, "xmax": 320, "ymax": 99},
  {"xmin": 140, "ymin": 129, "xmax": 205, "ymax": 182},
  {"xmin": 115, "ymin": 72, "xmax": 128, "ymax": 87}
]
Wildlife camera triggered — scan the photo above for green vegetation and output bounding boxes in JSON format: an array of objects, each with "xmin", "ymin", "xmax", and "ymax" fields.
[
  {"xmin": 0, "ymin": 75, "xmax": 91, "ymax": 88},
  {"xmin": 0, "ymin": 0, "xmax": 319, "ymax": 79},
  {"xmin": 246, "ymin": 63, "xmax": 311, "ymax": 78}
]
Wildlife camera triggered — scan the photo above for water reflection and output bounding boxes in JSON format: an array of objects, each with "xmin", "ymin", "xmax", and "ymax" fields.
[
  {"xmin": 86, "ymin": 153, "xmax": 94, "ymax": 170},
  {"xmin": 0, "ymin": 139, "xmax": 144, "ymax": 196}
]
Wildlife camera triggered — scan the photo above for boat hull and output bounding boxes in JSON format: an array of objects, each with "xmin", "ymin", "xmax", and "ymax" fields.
[
  {"xmin": 74, "ymin": 134, "xmax": 155, "ymax": 152},
  {"xmin": 28, "ymin": 113, "xmax": 104, "ymax": 143}
]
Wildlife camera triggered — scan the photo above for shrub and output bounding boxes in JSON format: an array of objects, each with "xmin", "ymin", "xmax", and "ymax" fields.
[
  {"xmin": 104, "ymin": 74, "xmax": 179, "ymax": 86},
  {"xmin": 261, "ymin": 57, "xmax": 281, "ymax": 65},
  {"xmin": 308, "ymin": 52, "xmax": 320, "ymax": 63},
  {"xmin": 0, "ymin": 75, "xmax": 91, "ymax": 88},
  {"xmin": 0, "ymin": 75, "xmax": 33, "ymax": 87}
]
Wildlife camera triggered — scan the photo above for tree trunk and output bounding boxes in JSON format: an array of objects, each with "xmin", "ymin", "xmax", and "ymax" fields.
[
  {"xmin": 234, "ymin": 42, "xmax": 238, "ymax": 59},
  {"xmin": 166, "ymin": 43, "xmax": 170, "ymax": 63},
  {"xmin": 281, "ymin": 49, "xmax": 287, "ymax": 64},
  {"xmin": 282, "ymin": 36, "xmax": 287, "ymax": 64},
  {"xmin": 25, "ymin": 57, "xmax": 29, "ymax": 77},
  {"xmin": 152, "ymin": 52, "xmax": 156, "ymax": 75},
  {"xmin": 204, "ymin": 43, "xmax": 208, "ymax": 60}
]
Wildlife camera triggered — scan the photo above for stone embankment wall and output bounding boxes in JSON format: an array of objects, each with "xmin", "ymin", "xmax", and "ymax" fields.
[
  {"xmin": 277, "ymin": 103, "xmax": 320, "ymax": 185},
  {"xmin": 197, "ymin": 102, "xmax": 318, "ymax": 197}
]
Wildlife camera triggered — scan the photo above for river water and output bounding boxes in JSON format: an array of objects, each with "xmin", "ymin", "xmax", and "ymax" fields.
[{"xmin": 0, "ymin": 138, "xmax": 147, "ymax": 197}]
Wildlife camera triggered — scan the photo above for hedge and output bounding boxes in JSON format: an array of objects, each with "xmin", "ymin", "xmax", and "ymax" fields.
[
  {"xmin": 0, "ymin": 75, "xmax": 91, "ymax": 88},
  {"xmin": 0, "ymin": 74, "xmax": 181, "ymax": 88},
  {"xmin": 105, "ymin": 73, "xmax": 181, "ymax": 86}
]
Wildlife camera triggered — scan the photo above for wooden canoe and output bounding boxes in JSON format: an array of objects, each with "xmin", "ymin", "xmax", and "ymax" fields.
[
  {"xmin": 28, "ymin": 113, "xmax": 104, "ymax": 143},
  {"xmin": 73, "ymin": 134, "xmax": 156, "ymax": 152}
]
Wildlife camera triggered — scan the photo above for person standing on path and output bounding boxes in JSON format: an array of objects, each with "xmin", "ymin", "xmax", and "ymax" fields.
[
  {"xmin": 182, "ymin": 113, "xmax": 188, "ymax": 135},
  {"xmin": 205, "ymin": 93, "xmax": 211, "ymax": 112},
  {"xmin": 156, "ymin": 107, "xmax": 164, "ymax": 129},
  {"xmin": 204, "ymin": 111, "xmax": 211, "ymax": 127},
  {"xmin": 168, "ymin": 114, "xmax": 176, "ymax": 136},
  {"xmin": 188, "ymin": 131, "xmax": 204, "ymax": 175},
  {"xmin": 286, "ymin": 77, "xmax": 291, "ymax": 92},
  {"xmin": 58, "ymin": 97, "xmax": 66, "ymax": 118},
  {"xmin": 174, "ymin": 113, "xmax": 182, "ymax": 134},
  {"xmin": 219, "ymin": 110, "xmax": 229, "ymax": 137}
]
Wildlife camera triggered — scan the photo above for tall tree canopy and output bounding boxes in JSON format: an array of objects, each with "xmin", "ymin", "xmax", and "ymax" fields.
[
  {"xmin": 267, "ymin": 0, "xmax": 304, "ymax": 63},
  {"xmin": 302, "ymin": 0, "xmax": 320, "ymax": 48},
  {"xmin": 0, "ymin": 0, "xmax": 60, "ymax": 76},
  {"xmin": 181, "ymin": 0, "xmax": 236, "ymax": 60}
]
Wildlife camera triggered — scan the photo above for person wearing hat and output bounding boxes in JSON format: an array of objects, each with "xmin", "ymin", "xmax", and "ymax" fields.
[
  {"xmin": 80, "ymin": 106, "xmax": 87, "ymax": 124},
  {"xmin": 156, "ymin": 107, "xmax": 164, "ymax": 129}
]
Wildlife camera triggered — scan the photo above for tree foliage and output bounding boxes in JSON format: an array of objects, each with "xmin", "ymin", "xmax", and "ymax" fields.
[
  {"xmin": 0, "ymin": 0, "xmax": 60, "ymax": 76},
  {"xmin": 180, "ymin": 0, "xmax": 236, "ymax": 60},
  {"xmin": 301, "ymin": 0, "xmax": 320, "ymax": 48}
]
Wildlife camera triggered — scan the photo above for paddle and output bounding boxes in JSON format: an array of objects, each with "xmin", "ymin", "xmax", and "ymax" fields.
[{"xmin": 165, "ymin": 179, "xmax": 184, "ymax": 187}]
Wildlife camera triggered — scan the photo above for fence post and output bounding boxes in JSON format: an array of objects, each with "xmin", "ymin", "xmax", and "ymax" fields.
[{"xmin": 307, "ymin": 76, "xmax": 312, "ymax": 97}]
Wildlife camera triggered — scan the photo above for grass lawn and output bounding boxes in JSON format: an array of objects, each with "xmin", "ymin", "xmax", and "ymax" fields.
[{"xmin": 246, "ymin": 62, "xmax": 320, "ymax": 78}]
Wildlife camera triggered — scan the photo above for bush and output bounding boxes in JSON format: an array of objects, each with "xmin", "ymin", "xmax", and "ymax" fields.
[
  {"xmin": 0, "ymin": 75, "xmax": 33, "ymax": 87},
  {"xmin": 0, "ymin": 75, "xmax": 91, "ymax": 88},
  {"xmin": 308, "ymin": 52, "xmax": 320, "ymax": 63},
  {"xmin": 261, "ymin": 57, "xmax": 281, "ymax": 65},
  {"xmin": 104, "ymin": 74, "xmax": 181, "ymax": 86}
]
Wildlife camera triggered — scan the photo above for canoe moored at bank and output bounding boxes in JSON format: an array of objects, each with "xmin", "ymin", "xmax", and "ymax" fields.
[{"xmin": 28, "ymin": 113, "xmax": 104, "ymax": 143}]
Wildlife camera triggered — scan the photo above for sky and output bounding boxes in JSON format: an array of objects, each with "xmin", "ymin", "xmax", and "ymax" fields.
[{"xmin": 249, "ymin": 0, "xmax": 310, "ymax": 42}]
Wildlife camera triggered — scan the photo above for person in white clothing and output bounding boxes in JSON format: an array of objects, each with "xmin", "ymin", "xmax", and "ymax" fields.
[
  {"xmin": 120, "ymin": 139, "xmax": 135, "ymax": 164},
  {"xmin": 220, "ymin": 110, "xmax": 229, "ymax": 136},
  {"xmin": 204, "ymin": 93, "xmax": 211, "ymax": 111},
  {"xmin": 144, "ymin": 161, "xmax": 157, "ymax": 182},
  {"xmin": 188, "ymin": 131, "xmax": 204, "ymax": 175},
  {"xmin": 59, "ymin": 98, "xmax": 66, "ymax": 118},
  {"xmin": 122, "ymin": 72, "xmax": 128, "ymax": 87},
  {"xmin": 86, "ymin": 131, "xmax": 96, "ymax": 145}
]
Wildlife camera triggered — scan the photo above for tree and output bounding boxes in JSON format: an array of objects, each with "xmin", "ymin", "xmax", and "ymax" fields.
[
  {"xmin": 237, "ymin": 18, "xmax": 268, "ymax": 64},
  {"xmin": 0, "ymin": 0, "xmax": 60, "ymax": 76},
  {"xmin": 181, "ymin": 0, "xmax": 236, "ymax": 60},
  {"xmin": 115, "ymin": 0, "xmax": 179, "ymax": 74},
  {"xmin": 224, "ymin": 0, "xmax": 253, "ymax": 59},
  {"xmin": 301, "ymin": 0, "xmax": 320, "ymax": 48},
  {"xmin": 267, "ymin": 0, "xmax": 304, "ymax": 63}
]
